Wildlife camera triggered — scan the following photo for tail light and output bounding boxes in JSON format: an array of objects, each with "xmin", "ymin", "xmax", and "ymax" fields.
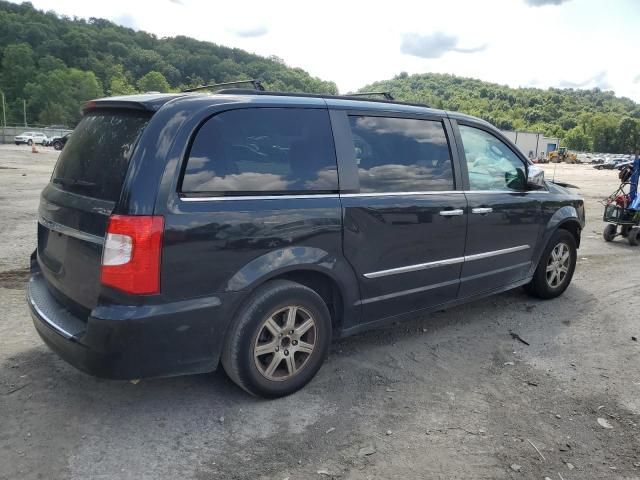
[{"xmin": 101, "ymin": 215, "xmax": 164, "ymax": 295}]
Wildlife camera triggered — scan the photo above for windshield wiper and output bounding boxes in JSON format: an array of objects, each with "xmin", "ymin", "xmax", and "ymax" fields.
[{"xmin": 52, "ymin": 177, "xmax": 97, "ymax": 188}]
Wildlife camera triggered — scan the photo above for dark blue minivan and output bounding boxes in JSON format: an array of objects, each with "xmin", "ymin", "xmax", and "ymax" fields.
[{"xmin": 27, "ymin": 89, "xmax": 584, "ymax": 397}]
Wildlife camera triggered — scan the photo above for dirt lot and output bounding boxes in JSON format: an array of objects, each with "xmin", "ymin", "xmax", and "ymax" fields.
[{"xmin": 0, "ymin": 145, "xmax": 638, "ymax": 480}]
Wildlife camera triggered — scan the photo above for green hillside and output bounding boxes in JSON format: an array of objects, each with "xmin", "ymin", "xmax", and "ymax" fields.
[
  {"xmin": 0, "ymin": 1, "xmax": 337, "ymax": 126},
  {"xmin": 360, "ymin": 73, "xmax": 640, "ymax": 153}
]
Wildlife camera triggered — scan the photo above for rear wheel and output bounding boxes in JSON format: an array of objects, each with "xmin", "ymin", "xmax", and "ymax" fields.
[
  {"xmin": 525, "ymin": 230, "xmax": 577, "ymax": 299},
  {"xmin": 628, "ymin": 227, "xmax": 640, "ymax": 246},
  {"xmin": 221, "ymin": 279, "xmax": 332, "ymax": 398},
  {"xmin": 621, "ymin": 225, "xmax": 631, "ymax": 238},
  {"xmin": 603, "ymin": 224, "xmax": 617, "ymax": 242}
]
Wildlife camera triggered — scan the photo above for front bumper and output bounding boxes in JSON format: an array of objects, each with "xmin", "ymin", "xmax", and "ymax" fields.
[{"xmin": 28, "ymin": 272, "xmax": 236, "ymax": 380}]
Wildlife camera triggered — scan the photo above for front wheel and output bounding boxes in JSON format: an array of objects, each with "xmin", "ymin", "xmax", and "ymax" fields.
[
  {"xmin": 603, "ymin": 224, "xmax": 617, "ymax": 242},
  {"xmin": 628, "ymin": 227, "xmax": 640, "ymax": 246},
  {"xmin": 27, "ymin": 139, "xmax": 33, "ymax": 146},
  {"xmin": 221, "ymin": 280, "xmax": 332, "ymax": 398},
  {"xmin": 525, "ymin": 230, "xmax": 577, "ymax": 299}
]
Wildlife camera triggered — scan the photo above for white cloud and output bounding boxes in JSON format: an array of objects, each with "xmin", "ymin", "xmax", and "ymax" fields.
[
  {"xmin": 558, "ymin": 71, "xmax": 611, "ymax": 90},
  {"xmin": 400, "ymin": 32, "xmax": 487, "ymax": 59},
  {"xmin": 229, "ymin": 25, "xmax": 269, "ymax": 38},
  {"xmin": 525, "ymin": 0, "xmax": 571, "ymax": 6}
]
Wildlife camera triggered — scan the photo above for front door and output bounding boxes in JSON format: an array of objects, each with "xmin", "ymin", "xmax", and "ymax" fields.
[
  {"xmin": 454, "ymin": 122, "xmax": 542, "ymax": 298},
  {"xmin": 337, "ymin": 112, "xmax": 467, "ymax": 322}
]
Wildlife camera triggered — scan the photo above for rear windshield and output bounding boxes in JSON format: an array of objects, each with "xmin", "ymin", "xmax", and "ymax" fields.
[{"xmin": 51, "ymin": 110, "xmax": 150, "ymax": 202}]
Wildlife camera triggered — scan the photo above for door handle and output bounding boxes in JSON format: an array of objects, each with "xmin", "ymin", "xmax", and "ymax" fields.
[
  {"xmin": 472, "ymin": 207, "xmax": 493, "ymax": 214},
  {"xmin": 439, "ymin": 209, "xmax": 464, "ymax": 217}
]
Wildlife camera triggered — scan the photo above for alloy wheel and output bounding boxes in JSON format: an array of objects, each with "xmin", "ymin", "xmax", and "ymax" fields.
[
  {"xmin": 253, "ymin": 306, "xmax": 316, "ymax": 381},
  {"xmin": 546, "ymin": 242, "xmax": 570, "ymax": 288}
]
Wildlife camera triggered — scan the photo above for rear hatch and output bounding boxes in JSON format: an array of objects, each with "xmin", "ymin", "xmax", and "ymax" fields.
[{"xmin": 37, "ymin": 109, "xmax": 150, "ymax": 312}]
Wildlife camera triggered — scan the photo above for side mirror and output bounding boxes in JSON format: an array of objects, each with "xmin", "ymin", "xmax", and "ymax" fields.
[{"xmin": 527, "ymin": 164, "xmax": 545, "ymax": 189}]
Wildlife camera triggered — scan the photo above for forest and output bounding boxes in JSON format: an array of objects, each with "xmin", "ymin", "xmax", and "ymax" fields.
[
  {"xmin": 0, "ymin": 1, "xmax": 337, "ymax": 126},
  {"xmin": 1, "ymin": 1, "xmax": 638, "ymax": 153},
  {"xmin": 360, "ymin": 73, "xmax": 640, "ymax": 154}
]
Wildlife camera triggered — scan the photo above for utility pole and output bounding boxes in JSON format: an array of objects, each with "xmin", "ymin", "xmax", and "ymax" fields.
[
  {"xmin": 1, "ymin": 92, "xmax": 6, "ymax": 128},
  {"xmin": 23, "ymin": 99, "xmax": 27, "ymax": 127}
]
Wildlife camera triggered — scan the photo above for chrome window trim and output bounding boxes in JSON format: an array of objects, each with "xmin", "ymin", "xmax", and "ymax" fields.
[
  {"xmin": 180, "ymin": 194, "xmax": 341, "ymax": 201},
  {"xmin": 39, "ymin": 216, "xmax": 104, "ymax": 245},
  {"xmin": 341, "ymin": 191, "xmax": 461, "ymax": 197},
  {"xmin": 364, "ymin": 244, "xmax": 530, "ymax": 279},
  {"xmin": 179, "ymin": 189, "xmax": 550, "ymax": 201}
]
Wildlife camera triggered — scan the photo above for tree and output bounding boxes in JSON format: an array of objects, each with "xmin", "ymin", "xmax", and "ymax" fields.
[
  {"xmin": 563, "ymin": 127, "xmax": 591, "ymax": 151},
  {"xmin": 25, "ymin": 67, "xmax": 103, "ymax": 125},
  {"xmin": 136, "ymin": 71, "xmax": 170, "ymax": 92},
  {"xmin": 1, "ymin": 43, "xmax": 36, "ymax": 98}
]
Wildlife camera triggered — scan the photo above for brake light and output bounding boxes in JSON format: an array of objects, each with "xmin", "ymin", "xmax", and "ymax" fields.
[{"xmin": 101, "ymin": 215, "xmax": 164, "ymax": 295}]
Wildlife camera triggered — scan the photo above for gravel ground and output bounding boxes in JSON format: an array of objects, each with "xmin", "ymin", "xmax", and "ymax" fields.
[{"xmin": 0, "ymin": 145, "xmax": 638, "ymax": 480}]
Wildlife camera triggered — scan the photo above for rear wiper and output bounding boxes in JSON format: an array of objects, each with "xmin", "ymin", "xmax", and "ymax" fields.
[{"xmin": 52, "ymin": 177, "xmax": 96, "ymax": 188}]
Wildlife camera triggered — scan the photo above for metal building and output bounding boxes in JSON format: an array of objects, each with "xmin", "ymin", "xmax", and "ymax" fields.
[{"xmin": 501, "ymin": 130, "xmax": 559, "ymax": 160}]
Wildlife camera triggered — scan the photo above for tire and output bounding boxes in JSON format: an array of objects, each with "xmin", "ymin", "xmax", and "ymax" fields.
[
  {"xmin": 525, "ymin": 229, "xmax": 577, "ymax": 299},
  {"xmin": 621, "ymin": 225, "xmax": 631, "ymax": 238},
  {"xmin": 27, "ymin": 139, "xmax": 32, "ymax": 146},
  {"xmin": 53, "ymin": 141, "xmax": 62, "ymax": 151},
  {"xmin": 221, "ymin": 279, "xmax": 332, "ymax": 398},
  {"xmin": 603, "ymin": 224, "xmax": 617, "ymax": 242},
  {"xmin": 628, "ymin": 227, "xmax": 640, "ymax": 246},
  {"xmin": 14, "ymin": 142, "xmax": 19, "ymax": 145}
]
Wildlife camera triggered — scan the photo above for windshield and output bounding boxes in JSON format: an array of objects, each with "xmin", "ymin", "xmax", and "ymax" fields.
[{"xmin": 51, "ymin": 110, "xmax": 150, "ymax": 202}]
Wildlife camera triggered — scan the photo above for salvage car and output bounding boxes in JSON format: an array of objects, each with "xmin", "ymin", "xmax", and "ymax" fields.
[
  {"xmin": 27, "ymin": 88, "xmax": 585, "ymax": 397},
  {"xmin": 14, "ymin": 131, "xmax": 48, "ymax": 145}
]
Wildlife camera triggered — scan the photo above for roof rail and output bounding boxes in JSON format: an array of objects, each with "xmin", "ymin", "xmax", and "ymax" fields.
[
  {"xmin": 347, "ymin": 91, "xmax": 395, "ymax": 101},
  {"xmin": 182, "ymin": 79, "xmax": 265, "ymax": 93},
  {"xmin": 212, "ymin": 89, "xmax": 431, "ymax": 108}
]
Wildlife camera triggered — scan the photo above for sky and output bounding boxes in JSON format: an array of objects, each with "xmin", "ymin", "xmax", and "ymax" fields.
[{"xmin": 13, "ymin": 0, "xmax": 640, "ymax": 101}]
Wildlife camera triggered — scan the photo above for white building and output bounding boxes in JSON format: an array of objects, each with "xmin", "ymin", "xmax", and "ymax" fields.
[{"xmin": 501, "ymin": 131, "xmax": 560, "ymax": 159}]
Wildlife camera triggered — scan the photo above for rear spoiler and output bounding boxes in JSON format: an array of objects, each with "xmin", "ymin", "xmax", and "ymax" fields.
[{"xmin": 82, "ymin": 93, "xmax": 189, "ymax": 114}]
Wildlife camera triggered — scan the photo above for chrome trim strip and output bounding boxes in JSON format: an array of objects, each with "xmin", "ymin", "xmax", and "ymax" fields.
[
  {"xmin": 28, "ymin": 282, "xmax": 73, "ymax": 339},
  {"xmin": 363, "ymin": 245, "xmax": 530, "ymax": 279},
  {"xmin": 179, "ymin": 189, "xmax": 551, "ymax": 201},
  {"xmin": 364, "ymin": 256, "xmax": 465, "ymax": 279},
  {"xmin": 465, "ymin": 244, "xmax": 530, "ymax": 261},
  {"xmin": 341, "ymin": 191, "xmax": 461, "ymax": 197},
  {"xmin": 358, "ymin": 278, "xmax": 460, "ymax": 305},
  {"xmin": 180, "ymin": 194, "xmax": 340, "ymax": 201},
  {"xmin": 39, "ymin": 216, "xmax": 103, "ymax": 245},
  {"xmin": 464, "ymin": 190, "xmax": 549, "ymax": 194}
]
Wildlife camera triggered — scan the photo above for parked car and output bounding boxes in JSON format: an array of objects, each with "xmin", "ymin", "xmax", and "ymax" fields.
[
  {"xmin": 14, "ymin": 131, "xmax": 48, "ymax": 145},
  {"xmin": 27, "ymin": 90, "xmax": 585, "ymax": 397},
  {"xmin": 594, "ymin": 157, "xmax": 627, "ymax": 170},
  {"xmin": 49, "ymin": 133, "xmax": 71, "ymax": 150}
]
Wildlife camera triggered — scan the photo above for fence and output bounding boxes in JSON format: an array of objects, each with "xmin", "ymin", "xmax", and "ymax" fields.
[{"xmin": 0, "ymin": 125, "xmax": 73, "ymax": 144}]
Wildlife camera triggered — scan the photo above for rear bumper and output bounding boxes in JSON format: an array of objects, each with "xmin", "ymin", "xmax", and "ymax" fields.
[{"xmin": 28, "ymin": 272, "xmax": 237, "ymax": 380}]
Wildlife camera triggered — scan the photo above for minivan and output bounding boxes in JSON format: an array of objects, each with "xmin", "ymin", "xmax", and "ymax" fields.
[{"xmin": 28, "ymin": 88, "xmax": 585, "ymax": 397}]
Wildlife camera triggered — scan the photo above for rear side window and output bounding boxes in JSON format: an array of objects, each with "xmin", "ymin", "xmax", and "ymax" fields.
[
  {"xmin": 51, "ymin": 110, "xmax": 150, "ymax": 202},
  {"xmin": 182, "ymin": 108, "xmax": 338, "ymax": 195},
  {"xmin": 348, "ymin": 116, "xmax": 454, "ymax": 193}
]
